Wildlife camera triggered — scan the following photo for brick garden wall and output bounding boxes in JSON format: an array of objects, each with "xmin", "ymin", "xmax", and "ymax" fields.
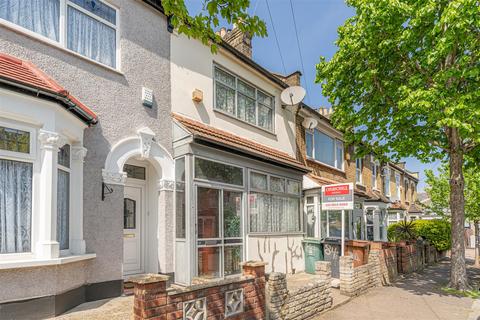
[
  {"xmin": 131, "ymin": 262, "xmax": 266, "ymax": 320},
  {"xmin": 340, "ymin": 250, "xmax": 382, "ymax": 297},
  {"xmin": 378, "ymin": 245, "xmax": 398, "ymax": 285},
  {"xmin": 267, "ymin": 261, "xmax": 333, "ymax": 320}
]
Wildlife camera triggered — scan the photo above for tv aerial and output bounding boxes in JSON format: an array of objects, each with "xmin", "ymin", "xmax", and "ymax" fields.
[{"xmin": 280, "ymin": 86, "xmax": 306, "ymax": 109}]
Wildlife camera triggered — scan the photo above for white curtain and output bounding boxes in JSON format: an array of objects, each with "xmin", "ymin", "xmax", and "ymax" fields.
[
  {"xmin": 0, "ymin": 0, "xmax": 60, "ymax": 41},
  {"xmin": 0, "ymin": 160, "xmax": 32, "ymax": 253},
  {"xmin": 67, "ymin": 6, "xmax": 116, "ymax": 67},
  {"xmin": 57, "ymin": 169, "xmax": 69, "ymax": 250},
  {"xmin": 249, "ymin": 193, "xmax": 270, "ymax": 232}
]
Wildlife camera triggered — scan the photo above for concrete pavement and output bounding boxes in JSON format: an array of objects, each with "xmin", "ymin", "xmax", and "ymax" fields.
[{"xmin": 316, "ymin": 259, "xmax": 480, "ymax": 320}]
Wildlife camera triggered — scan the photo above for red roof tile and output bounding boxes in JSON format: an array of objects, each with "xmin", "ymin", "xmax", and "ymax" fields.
[
  {"xmin": 0, "ymin": 53, "xmax": 97, "ymax": 124},
  {"xmin": 173, "ymin": 113, "xmax": 308, "ymax": 172}
]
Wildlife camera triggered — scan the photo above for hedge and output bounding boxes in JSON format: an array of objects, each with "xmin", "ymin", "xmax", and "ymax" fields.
[{"xmin": 387, "ymin": 219, "xmax": 451, "ymax": 251}]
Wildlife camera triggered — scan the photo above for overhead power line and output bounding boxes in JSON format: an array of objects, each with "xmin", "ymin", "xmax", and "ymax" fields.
[
  {"xmin": 265, "ymin": 0, "xmax": 287, "ymax": 75},
  {"xmin": 288, "ymin": 0, "xmax": 311, "ymax": 105}
]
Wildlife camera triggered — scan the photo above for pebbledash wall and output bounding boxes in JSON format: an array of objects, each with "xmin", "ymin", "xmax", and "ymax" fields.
[{"xmin": 0, "ymin": 0, "xmax": 173, "ymax": 317}]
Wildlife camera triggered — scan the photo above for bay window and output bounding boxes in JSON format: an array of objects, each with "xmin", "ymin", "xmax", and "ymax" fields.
[
  {"xmin": 248, "ymin": 171, "xmax": 301, "ymax": 233},
  {"xmin": 305, "ymin": 129, "xmax": 344, "ymax": 170},
  {"xmin": 214, "ymin": 66, "xmax": 274, "ymax": 132},
  {"xmin": 0, "ymin": 0, "xmax": 118, "ymax": 68},
  {"xmin": 319, "ymin": 210, "xmax": 350, "ymax": 238},
  {"xmin": 0, "ymin": 119, "xmax": 86, "ymax": 260}
]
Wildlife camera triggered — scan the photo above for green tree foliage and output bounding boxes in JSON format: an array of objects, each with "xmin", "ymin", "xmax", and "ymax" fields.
[
  {"xmin": 415, "ymin": 220, "xmax": 452, "ymax": 251},
  {"xmin": 161, "ymin": 0, "xmax": 267, "ymax": 51},
  {"xmin": 317, "ymin": 0, "xmax": 480, "ymax": 290},
  {"xmin": 387, "ymin": 220, "xmax": 452, "ymax": 251}
]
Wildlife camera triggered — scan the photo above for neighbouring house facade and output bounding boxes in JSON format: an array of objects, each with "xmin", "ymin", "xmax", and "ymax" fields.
[
  {"xmin": 0, "ymin": 1, "xmax": 175, "ymax": 318},
  {"xmin": 170, "ymin": 26, "xmax": 309, "ymax": 284},
  {"xmin": 297, "ymin": 106, "xmax": 422, "ymax": 246}
]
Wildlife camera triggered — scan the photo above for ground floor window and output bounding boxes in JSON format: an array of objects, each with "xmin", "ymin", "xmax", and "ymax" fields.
[
  {"xmin": 196, "ymin": 187, "xmax": 243, "ymax": 278},
  {"xmin": 0, "ymin": 159, "xmax": 33, "ymax": 253},
  {"xmin": 248, "ymin": 171, "xmax": 302, "ymax": 233}
]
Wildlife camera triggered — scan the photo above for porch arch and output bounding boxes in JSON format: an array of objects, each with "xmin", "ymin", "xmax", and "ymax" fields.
[{"xmin": 102, "ymin": 127, "xmax": 174, "ymax": 185}]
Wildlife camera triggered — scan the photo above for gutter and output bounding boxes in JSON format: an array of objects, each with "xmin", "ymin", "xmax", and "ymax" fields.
[{"xmin": 0, "ymin": 77, "xmax": 97, "ymax": 126}]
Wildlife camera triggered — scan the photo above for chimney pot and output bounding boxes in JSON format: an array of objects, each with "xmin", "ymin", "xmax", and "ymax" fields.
[{"xmin": 220, "ymin": 27, "xmax": 227, "ymax": 38}]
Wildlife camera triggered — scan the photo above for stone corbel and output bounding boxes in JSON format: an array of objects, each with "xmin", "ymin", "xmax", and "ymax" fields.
[
  {"xmin": 102, "ymin": 169, "xmax": 127, "ymax": 185},
  {"xmin": 71, "ymin": 146, "xmax": 88, "ymax": 162},
  {"xmin": 137, "ymin": 127, "xmax": 156, "ymax": 159},
  {"xmin": 38, "ymin": 129, "xmax": 68, "ymax": 150},
  {"xmin": 157, "ymin": 179, "xmax": 175, "ymax": 191}
]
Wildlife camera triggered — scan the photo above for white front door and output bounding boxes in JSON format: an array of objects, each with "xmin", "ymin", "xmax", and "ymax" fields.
[{"xmin": 123, "ymin": 185, "xmax": 143, "ymax": 275}]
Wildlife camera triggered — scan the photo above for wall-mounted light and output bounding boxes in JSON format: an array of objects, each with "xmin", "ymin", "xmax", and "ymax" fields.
[
  {"xmin": 102, "ymin": 182, "xmax": 113, "ymax": 201},
  {"xmin": 192, "ymin": 89, "xmax": 203, "ymax": 103}
]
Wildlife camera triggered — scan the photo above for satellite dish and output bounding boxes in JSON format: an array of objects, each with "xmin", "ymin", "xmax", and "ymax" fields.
[{"xmin": 281, "ymin": 86, "xmax": 306, "ymax": 107}]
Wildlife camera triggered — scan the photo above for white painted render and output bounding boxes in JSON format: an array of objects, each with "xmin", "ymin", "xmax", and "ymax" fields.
[{"xmin": 170, "ymin": 33, "xmax": 298, "ymax": 157}]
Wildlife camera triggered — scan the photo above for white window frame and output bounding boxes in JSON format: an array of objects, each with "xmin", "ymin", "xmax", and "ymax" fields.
[
  {"xmin": 0, "ymin": 120, "xmax": 36, "ymax": 258},
  {"xmin": 57, "ymin": 144, "xmax": 72, "ymax": 255},
  {"xmin": 213, "ymin": 65, "xmax": 276, "ymax": 133},
  {"xmin": 247, "ymin": 169, "xmax": 302, "ymax": 235},
  {"xmin": 0, "ymin": 120, "xmax": 37, "ymax": 161},
  {"xmin": 193, "ymin": 155, "xmax": 245, "ymax": 188},
  {"xmin": 355, "ymin": 157, "xmax": 363, "ymax": 185},
  {"xmin": 305, "ymin": 128, "xmax": 345, "ymax": 171},
  {"xmin": 395, "ymin": 172, "xmax": 401, "ymax": 200},
  {"xmin": 0, "ymin": 0, "xmax": 120, "ymax": 70},
  {"xmin": 383, "ymin": 166, "xmax": 391, "ymax": 197},
  {"xmin": 371, "ymin": 158, "xmax": 379, "ymax": 190},
  {"xmin": 404, "ymin": 178, "xmax": 409, "ymax": 202}
]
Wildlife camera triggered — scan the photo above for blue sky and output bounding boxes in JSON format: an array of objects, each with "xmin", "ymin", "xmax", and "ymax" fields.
[{"xmin": 185, "ymin": 0, "xmax": 440, "ymax": 191}]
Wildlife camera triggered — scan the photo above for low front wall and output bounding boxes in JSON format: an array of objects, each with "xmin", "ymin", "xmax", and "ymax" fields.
[
  {"xmin": 340, "ymin": 250, "xmax": 382, "ymax": 297},
  {"xmin": 379, "ymin": 245, "xmax": 398, "ymax": 285},
  {"xmin": 267, "ymin": 261, "xmax": 333, "ymax": 320},
  {"xmin": 131, "ymin": 262, "xmax": 266, "ymax": 320}
]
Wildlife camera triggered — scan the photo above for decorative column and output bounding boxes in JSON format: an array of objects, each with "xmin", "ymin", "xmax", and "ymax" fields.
[
  {"xmin": 36, "ymin": 130, "xmax": 66, "ymax": 259},
  {"xmin": 156, "ymin": 178, "xmax": 175, "ymax": 274},
  {"xmin": 70, "ymin": 145, "xmax": 88, "ymax": 254}
]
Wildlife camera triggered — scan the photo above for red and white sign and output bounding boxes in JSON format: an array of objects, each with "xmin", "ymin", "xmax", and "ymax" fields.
[{"xmin": 321, "ymin": 183, "xmax": 354, "ymax": 210}]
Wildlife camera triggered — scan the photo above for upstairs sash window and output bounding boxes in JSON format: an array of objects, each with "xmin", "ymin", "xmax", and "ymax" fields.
[{"xmin": 0, "ymin": 0, "xmax": 118, "ymax": 68}]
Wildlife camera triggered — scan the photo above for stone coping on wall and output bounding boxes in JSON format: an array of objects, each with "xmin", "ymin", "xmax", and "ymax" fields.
[{"xmin": 168, "ymin": 275, "xmax": 256, "ymax": 296}]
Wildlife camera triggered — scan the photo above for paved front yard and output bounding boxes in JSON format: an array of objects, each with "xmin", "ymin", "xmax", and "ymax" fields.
[
  {"xmin": 51, "ymin": 296, "xmax": 132, "ymax": 320},
  {"xmin": 316, "ymin": 259, "xmax": 480, "ymax": 320}
]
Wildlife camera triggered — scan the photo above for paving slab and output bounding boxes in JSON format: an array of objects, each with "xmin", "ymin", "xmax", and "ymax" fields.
[{"xmin": 316, "ymin": 259, "xmax": 479, "ymax": 320}]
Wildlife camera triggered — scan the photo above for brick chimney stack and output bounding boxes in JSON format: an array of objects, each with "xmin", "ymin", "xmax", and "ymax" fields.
[
  {"xmin": 318, "ymin": 107, "xmax": 334, "ymax": 119},
  {"xmin": 220, "ymin": 24, "xmax": 253, "ymax": 59}
]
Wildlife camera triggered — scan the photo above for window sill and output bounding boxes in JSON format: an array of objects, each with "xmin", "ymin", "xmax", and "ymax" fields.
[
  {"xmin": 0, "ymin": 253, "xmax": 96, "ymax": 270},
  {"xmin": 247, "ymin": 232, "xmax": 304, "ymax": 237},
  {"xmin": 0, "ymin": 20, "xmax": 123, "ymax": 76},
  {"xmin": 213, "ymin": 109, "xmax": 277, "ymax": 137},
  {"xmin": 305, "ymin": 158, "xmax": 345, "ymax": 174}
]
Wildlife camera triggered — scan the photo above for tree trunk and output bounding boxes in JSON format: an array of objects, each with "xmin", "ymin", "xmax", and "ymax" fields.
[
  {"xmin": 448, "ymin": 129, "xmax": 469, "ymax": 290},
  {"xmin": 475, "ymin": 221, "xmax": 480, "ymax": 267}
]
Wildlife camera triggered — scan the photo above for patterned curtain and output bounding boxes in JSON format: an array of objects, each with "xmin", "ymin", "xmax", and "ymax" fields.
[
  {"xmin": 0, "ymin": 0, "xmax": 60, "ymax": 41},
  {"xmin": 57, "ymin": 169, "xmax": 70, "ymax": 250},
  {"xmin": 0, "ymin": 159, "xmax": 32, "ymax": 253}
]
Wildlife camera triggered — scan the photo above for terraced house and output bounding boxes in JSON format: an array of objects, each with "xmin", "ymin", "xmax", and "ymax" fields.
[
  {"xmin": 0, "ymin": 1, "xmax": 174, "ymax": 318},
  {"xmin": 296, "ymin": 105, "xmax": 422, "ymax": 275},
  {"xmin": 170, "ymin": 25, "xmax": 309, "ymax": 283}
]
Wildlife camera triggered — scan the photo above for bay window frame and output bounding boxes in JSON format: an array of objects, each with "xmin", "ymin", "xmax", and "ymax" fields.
[{"xmin": 0, "ymin": 0, "xmax": 120, "ymax": 70}]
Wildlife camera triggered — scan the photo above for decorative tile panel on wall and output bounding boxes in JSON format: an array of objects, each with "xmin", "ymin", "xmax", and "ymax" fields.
[
  {"xmin": 183, "ymin": 297, "xmax": 206, "ymax": 320},
  {"xmin": 225, "ymin": 288, "xmax": 244, "ymax": 317}
]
